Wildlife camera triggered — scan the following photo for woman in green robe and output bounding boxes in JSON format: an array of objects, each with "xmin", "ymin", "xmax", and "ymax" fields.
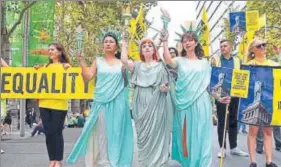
[
  {"xmin": 67, "ymin": 33, "xmax": 133, "ymax": 167},
  {"xmin": 121, "ymin": 38, "xmax": 174, "ymax": 167},
  {"xmin": 162, "ymin": 31, "xmax": 213, "ymax": 167}
]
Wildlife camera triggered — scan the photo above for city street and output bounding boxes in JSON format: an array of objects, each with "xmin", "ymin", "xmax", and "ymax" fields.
[
  {"xmin": 1, "ymin": 1, "xmax": 281, "ymax": 167},
  {"xmin": 1, "ymin": 123, "xmax": 281, "ymax": 167}
]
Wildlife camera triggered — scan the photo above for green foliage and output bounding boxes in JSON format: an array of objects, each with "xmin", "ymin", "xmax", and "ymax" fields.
[
  {"xmin": 54, "ymin": 1, "xmax": 155, "ymax": 66},
  {"xmin": 54, "ymin": 2, "xmax": 120, "ymax": 66},
  {"xmin": 223, "ymin": 18, "xmax": 235, "ymax": 44},
  {"xmin": 247, "ymin": 1, "xmax": 281, "ymax": 61}
]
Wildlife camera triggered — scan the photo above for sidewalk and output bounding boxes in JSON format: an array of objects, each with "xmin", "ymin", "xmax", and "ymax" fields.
[
  {"xmin": 1, "ymin": 128, "xmax": 85, "ymax": 167},
  {"xmin": 1, "ymin": 126, "xmax": 280, "ymax": 167},
  {"xmin": 1, "ymin": 126, "xmax": 181, "ymax": 167}
]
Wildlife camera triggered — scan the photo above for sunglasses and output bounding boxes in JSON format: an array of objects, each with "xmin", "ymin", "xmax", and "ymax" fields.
[{"xmin": 255, "ymin": 43, "xmax": 267, "ymax": 49}]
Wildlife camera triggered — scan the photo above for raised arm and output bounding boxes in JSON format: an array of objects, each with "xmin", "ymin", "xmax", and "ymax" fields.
[
  {"xmin": 77, "ymin": 53, "xmax": 96, "ymax": 82},
  {"xmin": 120, "ymin": 33, "xmax": 134, "ymax": 72},
  {"xmin": 1, "ymin": 58, "xmax": 9, "ymax": 67},
  {"xmin": 161, "ymin": 31, "xmax": 177, "ymax": 68},
  {"xmin": 156, "ymin": 39, "xmax": 162, "ymax": 51}
]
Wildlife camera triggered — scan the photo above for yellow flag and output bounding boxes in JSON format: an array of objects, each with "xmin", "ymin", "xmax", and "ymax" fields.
[
  {"xmin": 135, "ymin": 5, "xmax": 146, "ymax": 40},
  {"xmin": 128, "ymin": 4, "xmax": 147, "ymax": 60},
  {"xmin": 246, "ymin": 10, "xmax": 259, "ymax": 32},
  {"xmin": 258, "ymin": 14, "xmax": 266, "ymax": 29},
  {"xmin": 200, "ymin": 8, "xmax": 209, "ymax": 57},
  {"xmin": 238, "ymin": 31, "xmax": 255, "ymax": 63}
]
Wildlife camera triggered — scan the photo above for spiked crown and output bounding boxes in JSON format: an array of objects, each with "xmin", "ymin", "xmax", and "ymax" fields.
[
  {"xmin": 96, "ymin": 26, "xmax": 123, "ymax": 44},
  {"xmin": 174, "ymin": 22, "xmax": 201, "ymax": 42}
]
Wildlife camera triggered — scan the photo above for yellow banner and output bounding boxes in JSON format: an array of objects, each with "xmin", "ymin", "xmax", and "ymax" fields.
[
  {"xmin": 135, "ymin": 6, "xmax": 146, "ymax": 41},
  {"xmin": 272, "ymin": 69, "xmax": 281, "ymax": 126},
  {"xmin": 230, "ymin": 69, "xmax": 250, "ymax": 98},
  {"xmin": 128, "ymin": 3, "xmax": 147, "ymax": 60},
  {"xmin": 258, "ymin": 14, "xmax": 266, "ymax": 29},
  {"xmin": 246, "ymin": 10, "xmax": 259, "ymax": 32},
  {"xmin": 1, "ymin": 67, "xmax": 94, "ymax": 99},
  {"xmin": 238, "ymin": 31, "xmax": 255, "ymax": 63},
  {"xmin": 200, "ymin": 8, "xmax": 210, "ymax": 57}
]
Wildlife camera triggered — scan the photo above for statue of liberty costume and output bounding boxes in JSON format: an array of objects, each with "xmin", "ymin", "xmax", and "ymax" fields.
[
  {"xmin": 131, "ymin": 61, "xmax": 174, "ymax": 167},
  {"xmin": 67, "ymin": 57, "xmax": 133, "ymax": 167},
  {"xmin": 172, "ymin": 57, "xmax": 213, "ymax": 167}
]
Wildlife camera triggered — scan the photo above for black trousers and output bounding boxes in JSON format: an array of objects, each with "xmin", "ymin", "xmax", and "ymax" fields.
[
  {"xmin": 216, "ymin": 97, "xmax": 239, "ymax": 149},
  {"xmin": 40, "ymin": 108, "xmax": 67, "ymax": 161}
]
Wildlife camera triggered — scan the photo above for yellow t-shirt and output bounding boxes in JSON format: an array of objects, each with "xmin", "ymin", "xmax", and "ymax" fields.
[
  {"xmin": 84, "ymin": 109, "xmax": 89, "ymax": 117},
  {"xmin": 246, "ymin": 59, "xmax": 279, "ymax": 66},
  {"xmin": 39, "ymin": 63, "xmax": 68, "ymax": 111}
]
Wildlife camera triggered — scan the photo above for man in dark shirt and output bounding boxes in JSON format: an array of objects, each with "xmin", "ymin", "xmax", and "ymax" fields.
[{"xmin": 211, "ymin": 39, "xmax": 248, "ymax": 158}]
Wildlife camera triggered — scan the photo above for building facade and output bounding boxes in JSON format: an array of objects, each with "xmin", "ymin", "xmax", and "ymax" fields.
[{"xmin": 195, "ymin": 1, "xmax": 246, "ymax": 57}]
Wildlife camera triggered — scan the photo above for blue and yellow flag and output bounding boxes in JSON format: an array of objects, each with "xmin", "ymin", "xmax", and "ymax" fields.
[
  {"xmin": 211, "ymin": 65, "xmax": 281, "ymax": 126},
  {"xmin": 239, "ymin": 65, "xmax": 281, "ymax": 126}
]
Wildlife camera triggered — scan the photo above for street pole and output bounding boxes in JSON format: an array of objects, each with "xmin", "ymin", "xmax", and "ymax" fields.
[
  {"xmin": 0, "ymin": 1, "xmax": 3, "ymax": 165},
  {"xmin": 20, "ymin": 1, "xmax": 29, "ymax": 137}
]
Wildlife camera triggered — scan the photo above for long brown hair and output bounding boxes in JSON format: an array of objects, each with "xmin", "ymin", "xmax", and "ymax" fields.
[
  {"xmin": 139, "ymin": 38, "xmax": 159, "ymax": 62},
  {"xmin": 181, "ymin": 32, "xmax": 204, "ymax": 59},
  {"xmin": 48, "ymin": 42, "xmax": 70, "ymax": 64}
]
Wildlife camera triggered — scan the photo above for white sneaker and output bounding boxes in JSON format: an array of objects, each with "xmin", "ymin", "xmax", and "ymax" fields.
[
  {"xmin": 230, "ymin": 147, "xmax": 249, "ymax": 157},
  {"xmin": 1, "ymin": 149, "xmax": 4, "ymax": 154},
  {"xmin": 217, "ymin": 150, "xmax": 226, "ymax": 158}
]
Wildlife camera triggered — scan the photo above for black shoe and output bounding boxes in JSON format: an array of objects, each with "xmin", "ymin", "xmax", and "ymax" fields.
[
  {"xmin": 242, "ymin": 129, "xmax": 248, "ymax": 134},
  {"xmin": 266, "ymin": 162, "xmax": 278, "ymax": 167},
  {"xmin": 256, "ymin": 149, "xmax": 263, "ymax": 154},
  {"xmin": 250, "ymin": 162, "xmax": 257, "ymax": 167},
  {"xmin": 276, "ymin": 147, "xmax": 281, "ymax": 151}
]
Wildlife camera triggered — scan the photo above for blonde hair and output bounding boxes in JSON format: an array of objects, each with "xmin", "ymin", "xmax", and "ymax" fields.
[{"xmin": 246, "ymin": 38, "xmax": 266, "ymax": 62}]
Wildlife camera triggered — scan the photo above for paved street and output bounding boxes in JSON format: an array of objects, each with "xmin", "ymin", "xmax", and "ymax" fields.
[{"xmin": 1, "ymin": 124, "xmax": 281, "ymax": 167}]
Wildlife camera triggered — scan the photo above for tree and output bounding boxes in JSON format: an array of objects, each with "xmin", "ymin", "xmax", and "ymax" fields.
[
  {"xmin": 54, "ymin": 1, "xmax": 156, "ymax": 66},
  {"xmin": 1, "ymin": 1, "xmax": 36, "ymax": 65},
  {"xmin": 247, "ymin": 1, "xmax": 281, "ymax": 61},
  {"xmin": 54, "ymin": 1, "xmax": 156, "ymax": 113}
]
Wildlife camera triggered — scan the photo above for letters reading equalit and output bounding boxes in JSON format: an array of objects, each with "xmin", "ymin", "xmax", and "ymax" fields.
[{"xmin": 0, "ymin": 72, "xmax": 90, "ymax": 94}]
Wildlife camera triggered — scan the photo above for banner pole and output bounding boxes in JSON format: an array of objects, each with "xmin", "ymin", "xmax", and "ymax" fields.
[{"xmin": 219, "ymin": 104, "xmax": 229, "ymax": 167}]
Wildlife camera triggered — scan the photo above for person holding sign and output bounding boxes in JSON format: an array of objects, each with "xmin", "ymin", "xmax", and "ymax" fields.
[
  {"xmin": 67, "ymin": 32, "xmax": 133, "ymax": 167},
  {"xmin": 121, "ymin": 36, "xmax": 173, "ymax": 167},
  {"xmin": 246, "ymin": 38, "xmax": 279, "ymax": 167},
  {"xmin": 211, "ymin": 39, "xmax": 248, "ymax": 158},
  {"xmin": 34, "ymin": 42, "xmax": 71, "ymax": 167},
  {"xmin": 256, "ymin": 44, "xmax": 281, "ymax": 155},
  {"xmin": 162, "ymin": 31, "xmax": 212, "ymax": 167}
]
